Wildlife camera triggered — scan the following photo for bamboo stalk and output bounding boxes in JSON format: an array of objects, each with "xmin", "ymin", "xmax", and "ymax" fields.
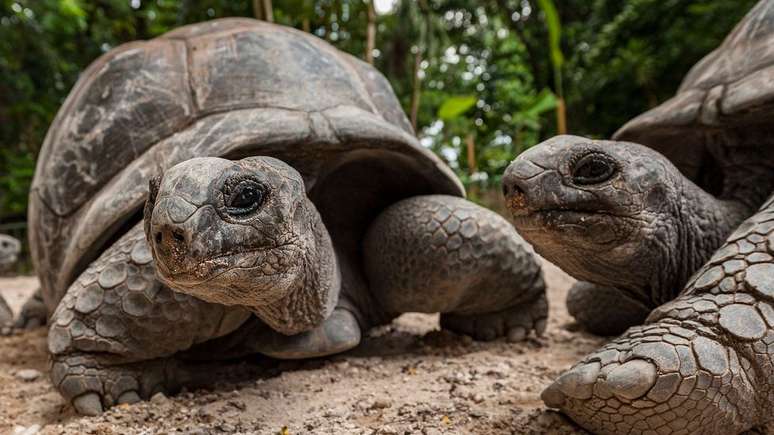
[
  {"xmin": 366, "ymin": 0, "xmax": 376, "ymax": 64},
  {"xmin": 556, "ymin": 97, "xmax": 567, "ymax": 134},
  {"xmin": 409, "ymin": 50, "xmax": 422, "ymax": 132},
  {"xmin": 465, "ymin": 134, "xmax": 477, "ymax": 174}
]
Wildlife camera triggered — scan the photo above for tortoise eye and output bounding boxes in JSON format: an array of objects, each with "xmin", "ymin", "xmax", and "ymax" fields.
[
  {"xmin": 572, "ymin": 153, "xmax": 617, "ymax": 185},
  {"xmin": 225, "ymin": 180, "xmax": 266, "ymax": 216}
]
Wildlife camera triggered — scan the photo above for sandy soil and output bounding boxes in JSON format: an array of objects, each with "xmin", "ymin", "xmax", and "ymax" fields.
[{"xmin": 0, "ymin": 262, "xmax": 608, "ymax": 435}]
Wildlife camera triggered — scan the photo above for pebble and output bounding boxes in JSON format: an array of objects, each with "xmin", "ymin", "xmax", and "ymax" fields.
[
  {"xmin": 13, "ymin": 425, "xmax": 41, "ymax": 435},
  {"xmin": 150, "ymin": 392, "xmax": 170, "ymax": 404},
  {"xmin": 376, "ymin": 425, "xmax": 398, "ymax": 435},
  {"xmin": 371, "ymin": 399, "xmax": 392, "ymax": 409},
  {"xmin": 15, "ymin": 369, "xmax": 41, "ymax": 382}
]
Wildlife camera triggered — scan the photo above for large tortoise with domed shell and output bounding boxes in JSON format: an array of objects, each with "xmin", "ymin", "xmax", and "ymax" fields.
[{"xmin": 28, "ymin": 18, "xmax": 547, "ymax": 415}]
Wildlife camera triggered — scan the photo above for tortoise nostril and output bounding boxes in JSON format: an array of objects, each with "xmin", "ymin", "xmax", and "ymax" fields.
[
  {"xmin": 172, "ymin": 229, "xmax": 186, "ymax": 243},
  {"xmin": 502, "ymin": 175, "xmax": 529, "ymax": 212},
  {"xmin": 503, "ymin": 181, "xmax": 524, "ymax": 198}
]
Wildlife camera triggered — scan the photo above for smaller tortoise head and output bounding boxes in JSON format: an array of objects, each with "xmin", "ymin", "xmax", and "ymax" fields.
[
  {"xmin": 144, "ymin": 156, "xmax": 330, "ymax": 314},
  {"xmin": 0, "ymin": 234, "xmax": 21, "ymax": 273},
  {"xmin": 502, "ymin": 135, "xmax": 684, "ymax": 291}
]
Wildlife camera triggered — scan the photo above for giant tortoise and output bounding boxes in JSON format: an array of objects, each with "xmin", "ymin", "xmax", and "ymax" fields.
[
  {"xmin": 29, "ymin": 18, "xmax": 547, "ymax": 415},
  {"xmin": 503, "ymin": 0, "xmax": 774, "ymax": 433}
]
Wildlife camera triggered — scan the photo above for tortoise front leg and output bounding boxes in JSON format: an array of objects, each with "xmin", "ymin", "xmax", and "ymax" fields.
[
  {"xmin": 0, "ymin": 295, "xmax": 11, "ymax": 326},
  {"xmin": 13, "ymin": 288, "xmax": 47, "ymax": 329},
  {"xmin": 543, "ymin": 194, "xmax": 774, "ymax": 434},
  {"xmin": 566, "ymin": 281, "xmax": 651, "ymax": 336},
  {"xmin": 363, "ymin": 194, "xmax": 547, "ymax": 341},
  {"xmin": 48, "ymin": 223, "xmax": 251, "ymax": 415}
]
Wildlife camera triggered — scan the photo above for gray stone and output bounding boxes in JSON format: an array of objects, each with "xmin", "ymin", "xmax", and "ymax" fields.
[{"xmin": 15, "ymin": 369, "xmax": 42, "ymax": 382}]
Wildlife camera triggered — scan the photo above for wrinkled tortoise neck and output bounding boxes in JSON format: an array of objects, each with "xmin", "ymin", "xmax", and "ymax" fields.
[
  {"xmin": 248, "ymin": 197, "xmax": 341, "ymax": 336},
  {"xmin": 646, "ymin": 175, "xmax": 749, "ymax": 306}
]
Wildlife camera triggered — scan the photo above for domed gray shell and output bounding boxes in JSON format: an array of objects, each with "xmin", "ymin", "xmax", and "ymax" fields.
[
  {"xmin": 614, "ymin": 0, "xmax": 774, "ymax": 186},
  {"xmin": 29, "ymin": 18, "xmax": 463, "ymax": 308}
]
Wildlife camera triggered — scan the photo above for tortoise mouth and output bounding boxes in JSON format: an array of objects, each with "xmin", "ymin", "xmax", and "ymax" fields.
[
  {"xmin": 156, "ymin": 243, "xmax": 298, "ymax": 287},
  {"xmin": 511, "ymin": 207, "xmax": 640, "ymax": 246}
]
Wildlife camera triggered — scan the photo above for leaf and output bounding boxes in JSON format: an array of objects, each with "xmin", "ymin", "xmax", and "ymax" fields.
[
  {"xmin": 536, "ymin": 0, "xmax": 563, "ymax": 69},
  {"xmin": 438, "ymin": 95, "xmax": 477, "ymax": 120},
  {"xmin": 59, "ymin": 0, "xmax": 86, "ymax": 18},
  {"xmin": 523, "ymin": 89, "xmax": 558, "ymax": 117}
]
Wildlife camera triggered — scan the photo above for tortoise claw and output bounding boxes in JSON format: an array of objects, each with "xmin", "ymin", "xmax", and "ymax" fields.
[{"xmin": 73, "ymin": 392, "xmax": 104, "ymax": 416}]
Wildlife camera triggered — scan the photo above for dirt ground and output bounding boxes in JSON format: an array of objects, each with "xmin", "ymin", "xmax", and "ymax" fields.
[{"xmin": 0, "ymin": 262, "xmax": 608, "ymax": 435}]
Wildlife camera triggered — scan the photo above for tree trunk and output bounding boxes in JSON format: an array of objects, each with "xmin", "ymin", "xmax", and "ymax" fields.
[
  {"xmin": 556, "ymin": 98, "xmax": 567, "ymax": 134},
  {"xmin": 253, "ymin": 0, "xmax": 274, "ymax": 22},
  {"xmin": 409, "ymin": 50, "xmax": 423, "ymax": 132},
  {"xmin": 465, "ymin": 134, "xmax": 477, "ymax": 174},
  {"xmin": 365, "ymin": 0, "xmax": 376, "ymax": 64}
]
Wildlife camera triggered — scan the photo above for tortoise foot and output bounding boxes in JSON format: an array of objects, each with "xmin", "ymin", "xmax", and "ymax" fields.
[
  {"xmin": 441, "ymin": 292, "xmax": 547, "ymax": 342},
  {"xmin": 543, "ymin": 321, "xmax": 758, "ymax": 435},
  {"xmin": 50, "ymin": 352, "xmax": 186, "ymax": 415},
  {"xmin": 13, "ymin": 288, "xmax": 47, "ymax": 330}
]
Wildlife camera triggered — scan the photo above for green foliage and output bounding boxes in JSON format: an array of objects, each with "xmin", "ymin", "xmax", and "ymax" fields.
[
  {"xmin": 438, "ymin": 95, "xmax": 477, "ymax": 120},
  {"xmin": 0, "ymin": 0, "xmax": 761, "ymax": 219},
  {"xmin": 536, "ymin": 0, "xmax": 562, "ymax": 69}
]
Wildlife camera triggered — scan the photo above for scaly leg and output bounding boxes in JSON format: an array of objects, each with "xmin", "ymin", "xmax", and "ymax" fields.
[
  {"xmin": 49, "ymin": 224, "xmax": 251, "ymax": 415},
  {"xmin": 567, "ymin": 281, "xmax": 650, "ymax": 336},
  {"xmin": 0, "ymin": 295, "xmax": 11, "ymax": 326},
  {"xmin": 14, "ymin": 288, "xmax": 47, "ymax": 329},
  {"xmin": 543, "ymin": 194, "xmax": 774, "ymax": 434},
  {"xmin": 364, "ymin": 195, "xmax": 547, "ymax": 341}
]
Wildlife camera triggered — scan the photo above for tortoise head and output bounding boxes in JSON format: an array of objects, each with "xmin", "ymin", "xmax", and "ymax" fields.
[
  {"xmin": 502, "ymin": 135, "xmax": 689, "ymax": 295},
  {"xmin": 0, "ymin": 234, "xmax": 21, "ymax": 273},
  {"xmin": 143, "ymin": 156, "xmax": 336, "ymax": 321}
]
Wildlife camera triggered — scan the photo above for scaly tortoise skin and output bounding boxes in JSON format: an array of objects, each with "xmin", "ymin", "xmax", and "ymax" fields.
[
  {"xmin": 0, "ymin": 234, "xmax": 21, "ymax": 324},
  {"xmin": 30, "ymin": 18, "xmax": 547, "ymax": 415},
  {"xmin": 503, "ymin": 1, "xmax": 774, "ymax": 433}
]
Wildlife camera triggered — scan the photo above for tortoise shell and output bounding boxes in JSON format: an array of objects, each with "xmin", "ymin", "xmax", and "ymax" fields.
[
  {"xmin": 29, "ymin": 18, "xmax": 463, "ymax": 309},
  {"xmin": 614, "ymin": 0, "xmax": 774, "ymax": 195}
]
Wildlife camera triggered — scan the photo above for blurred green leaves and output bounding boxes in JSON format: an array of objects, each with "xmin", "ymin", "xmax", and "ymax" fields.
[
  {"xmin": 0, "ymin": 0, "xmax": 761, "ymax": 219},
  {"xmin": 536, "ymin": 0, "xmax": 562, "ymax": 69},
  {"xmin": 514, "ymin": 88, "xmax": 557, "ymax": 130},
  {"xmin": 438, "ymin": 95, "xmax": 477, "ymax": 120}
]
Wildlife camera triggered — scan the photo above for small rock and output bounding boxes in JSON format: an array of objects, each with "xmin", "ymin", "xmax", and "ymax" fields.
[
  {"xmin": 150, "ymin": 392, "xmax": 169, "ymax": 404},
  {"xmin": 371, "ymin": 399, "xmax": 391, "ymax": 409},
  {"xmin": 15, "ymin": 369, "xmax": 42, "ymax": 382},
  {"xmin": 227, "ymin": 400, "xmax": 246, "ymax": 411},
  {"xmin": 376, "ymin": 425, "xmax": 398, "ymax": 435},
  {"xmin": 13, "ymin": 425, "xmax": 41, "ymax": 435}
]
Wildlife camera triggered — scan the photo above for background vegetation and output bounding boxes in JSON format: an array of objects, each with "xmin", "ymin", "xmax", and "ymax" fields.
[{"xmin": 0, "ymin": 0, "xmax": 759, "ymax": 224}]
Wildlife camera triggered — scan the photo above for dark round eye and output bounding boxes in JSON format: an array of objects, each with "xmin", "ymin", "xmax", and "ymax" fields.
[
  {"xmin": 572, "ymin": 153, "xmax": 617, "ymax": 185},
  {"xmin": 226, "ymin": 181, "xmax": 265, "ymax": 215}
]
